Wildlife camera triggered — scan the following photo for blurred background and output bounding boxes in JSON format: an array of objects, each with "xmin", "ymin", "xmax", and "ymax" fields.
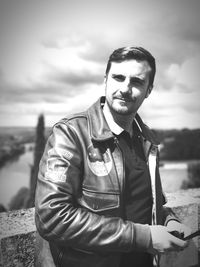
[{"xmin": 0, "ymin": 0, "xmax": 200, "ymax": 212}]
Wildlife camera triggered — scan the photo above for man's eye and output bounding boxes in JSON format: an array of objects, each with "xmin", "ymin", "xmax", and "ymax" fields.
[
  {"xmin": 130, "ymin": 78, "xmax": 145, "ymax": 85},
  {"xmin": 112, "ymin": 75, "xmax": 125, "ymax": 82}
]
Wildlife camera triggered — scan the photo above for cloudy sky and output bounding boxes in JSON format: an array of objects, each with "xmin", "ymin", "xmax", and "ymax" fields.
[{"xmin": 0, "ymin": 0, "xmax": 200, "ymax": 129}]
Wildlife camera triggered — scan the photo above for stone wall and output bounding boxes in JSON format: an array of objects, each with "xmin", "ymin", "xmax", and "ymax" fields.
[
  {"xmin": 0, "ymin": 189, "xmax": 200, "ymax": 267},
  {"xmin": 0, "ymin": 208, "xmax": 35, "ymax": 267}
]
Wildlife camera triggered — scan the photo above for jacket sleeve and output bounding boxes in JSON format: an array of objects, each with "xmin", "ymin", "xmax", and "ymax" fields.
[{"xmin": 35, "ymin": 122, "xmax": 151, "ymax": 253}]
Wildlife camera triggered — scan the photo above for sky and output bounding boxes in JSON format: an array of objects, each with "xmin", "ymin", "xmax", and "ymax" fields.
[{"xmin": 0, "ymin": 0, "xmax": 200, "ymax": 129}]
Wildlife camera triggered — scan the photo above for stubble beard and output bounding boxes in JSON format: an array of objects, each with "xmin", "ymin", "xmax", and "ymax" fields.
[{"xmin": 107, "ymin": 99, "xmax": 137, "ymax": 116}]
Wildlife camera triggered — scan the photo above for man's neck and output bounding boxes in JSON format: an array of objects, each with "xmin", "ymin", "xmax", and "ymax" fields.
[
  {"xmin": 113, "ymin": 114, "xmax": 134, "ymax": 135},
  {"xmin": 104, "ymin": 102, "xmax": 135, "ymax": 135}
]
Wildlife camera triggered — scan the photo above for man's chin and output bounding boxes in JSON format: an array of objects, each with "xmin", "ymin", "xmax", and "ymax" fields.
[
  {"xmin": 113, "ymin": 106, "xmax": 133, "ymax": 116},
  {"xmin": 107, "ymin": 101, "xmax": 135, "ymax": 116}
]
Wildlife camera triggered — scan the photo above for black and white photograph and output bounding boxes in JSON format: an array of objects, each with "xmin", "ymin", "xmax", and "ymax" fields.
[{"xmin": 0, "ymin": 1, "xmax": 200, "ymax": 266}]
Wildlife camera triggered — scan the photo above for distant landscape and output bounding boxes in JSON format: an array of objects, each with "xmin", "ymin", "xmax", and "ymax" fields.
[
  {"xmin": 0, "ymin": 125, "xmax": 200, "ymax": 212},
  {"xmin": 1, "ymin": 126, "xmax": 200, "ymax": 164},
  {"xmin": 0, "ymin": 126, "xmax": 51, "ymax": 168}
]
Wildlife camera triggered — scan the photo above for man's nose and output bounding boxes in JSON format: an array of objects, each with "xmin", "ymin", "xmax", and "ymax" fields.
[{"xmin": 120, "ymin": 79, "xmax": 131, "ymax": 93}]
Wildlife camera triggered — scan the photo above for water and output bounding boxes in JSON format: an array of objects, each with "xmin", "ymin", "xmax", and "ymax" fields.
[
  {"xmin": 0, "ymin": 144, "xmax": 33, "ymax": 209},
  {"xmin": 160, "ymin": 160, "xmax": 199, "ymax": 193},
  {"xmin": 160, "ymin": 167, "xmax": 188, "ymax": 193}
]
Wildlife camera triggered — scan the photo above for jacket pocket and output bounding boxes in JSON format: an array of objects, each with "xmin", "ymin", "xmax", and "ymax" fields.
[{"xmin": 80, "ymin": 189, "xmax": 120, "ymax": 212}]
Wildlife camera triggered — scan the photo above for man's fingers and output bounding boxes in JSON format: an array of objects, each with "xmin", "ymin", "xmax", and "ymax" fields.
[{"xmin": 171, "ymin": 234, "xmax": 188, "ymax": 249}]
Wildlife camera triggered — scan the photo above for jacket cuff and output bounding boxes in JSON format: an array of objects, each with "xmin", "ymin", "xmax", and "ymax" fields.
[{"xmin": 132, "ymin": 224, "xmax": 151, "ymax": 251}]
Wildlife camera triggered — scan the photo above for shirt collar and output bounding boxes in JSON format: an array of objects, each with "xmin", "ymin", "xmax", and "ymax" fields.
[{"xmin": 103, "ymin": 102, "xmax": 144, "ymax": 138}]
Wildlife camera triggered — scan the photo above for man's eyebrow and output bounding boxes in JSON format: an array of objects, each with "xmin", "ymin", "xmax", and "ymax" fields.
[{"xmin": 112, "ymin": 74, "xmax": 125, "ymax": 77}]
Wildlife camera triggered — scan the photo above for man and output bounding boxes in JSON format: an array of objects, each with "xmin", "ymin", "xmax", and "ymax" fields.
[{"xmin": 35, "ymin": 46, "xmax": 190, "ymax": 267}]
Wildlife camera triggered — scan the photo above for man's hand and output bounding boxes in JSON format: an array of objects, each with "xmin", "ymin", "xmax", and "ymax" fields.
[
  {"xmin": 166, "ymin": 220, "xmax": 191, "ymax": 239},
  {"xmin": 148, "ymin": 225, "xmax": 188, "ymax": 255}
]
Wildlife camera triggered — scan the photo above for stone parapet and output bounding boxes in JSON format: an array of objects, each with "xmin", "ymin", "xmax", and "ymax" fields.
[
  {"xmin": 0, "ymin": 189, "xmax": 200, "ymax": 267},
  {"xmin": 0, "ymin": 208, "xmax": 36, "ymax": 267},
  {"xmin": 160, "ymin": 189, "xmax": 200, "ymax": 267}
]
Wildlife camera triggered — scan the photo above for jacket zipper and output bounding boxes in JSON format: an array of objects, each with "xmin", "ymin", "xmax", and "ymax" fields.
[{"xmin": 148, "ymin": 144, "xmax": 158, "ymax": 225}]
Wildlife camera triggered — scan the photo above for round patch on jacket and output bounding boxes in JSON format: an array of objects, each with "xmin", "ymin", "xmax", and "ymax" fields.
[{"xmin": 87, "ymin": 145, "xmax": 112, "ymax": 176}]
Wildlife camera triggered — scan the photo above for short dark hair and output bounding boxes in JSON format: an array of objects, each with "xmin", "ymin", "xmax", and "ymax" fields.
[{"xmin": 105, "ymin": 46, "xmax": 156, "ymax": 86}]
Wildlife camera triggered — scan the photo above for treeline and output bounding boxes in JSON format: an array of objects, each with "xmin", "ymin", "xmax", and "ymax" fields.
[
  {"xmin": 1, "ymin": 127, "xmax": 199, "ymax": 162},
  {"xmin": 156, "ymin": 129, "xmax": 200, "ymax": 160},
  {"xmin": 0, "ymin": 144, "xmax": 25, "ymax": 168},
  {"xmin": 0, "ymin": 126, "xmax": 51, "ymax": 168}
]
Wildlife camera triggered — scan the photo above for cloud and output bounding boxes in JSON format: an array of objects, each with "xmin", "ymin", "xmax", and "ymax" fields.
[
  {"xmin": 42, "ymin": 33, "xmax": 89, "ymax": 50},
  {"xmin": 0, "ymin": 83, "xmax": 105, "ymax": 127},
  {"xmin": 77, "ymin": 39, "xmax": 111, "ymax": 65},
  {"xmin": 45, "ymin": 65, "xmax": 103, "ymax": 86},
  {"xmin": 0, "ymin": 80, "xmax": 86, "ymax": 104},
  {"xmin": 40, "ymin": 37, "xmax": 107, "ymax": 87},
  {"xmin": 41, "ymin": 32, "xmax": 111, "ymax": 70},
  {"xmin": 140, "ymin": 87, "xmax": 200, "ymax": 129},
  {"xmin": 176, "ymin": 56, "xmax": 200, "ymax": 89},
  {"xmin": 0, "ymin": 35, "xmax": 106, "ymax": 105}
]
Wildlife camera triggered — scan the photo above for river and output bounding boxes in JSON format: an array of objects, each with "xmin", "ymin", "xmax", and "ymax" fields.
[{"xmin": 0, "ymin": 144, "xmax": 33, "ymax": 209}]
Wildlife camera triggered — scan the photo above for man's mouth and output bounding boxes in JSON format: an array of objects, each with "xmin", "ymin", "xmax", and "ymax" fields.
[{"xmin": 115, "ymin": 97, "xmax": 132, "ymax": 102}]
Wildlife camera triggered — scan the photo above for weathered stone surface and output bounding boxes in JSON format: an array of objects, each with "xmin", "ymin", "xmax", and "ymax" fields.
[
  {"xmin": 0, "ymin": 208, "xmax": 35, "ymax": 239},
  {"xmin": 0, "ymin": 208, "xmax": 36, "ymax": 267},
  {"xmin": 160, "ymin": 189, "xmax": 200, "ymax": 267},
  {"xmin": 1, "ymin": 232, "xmax": 35, "ymax": 267}
]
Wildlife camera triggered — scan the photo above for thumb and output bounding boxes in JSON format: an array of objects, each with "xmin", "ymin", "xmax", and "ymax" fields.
[{"xmin": 170, "ymin": 233, "xmax": 188, "ymax": 248}]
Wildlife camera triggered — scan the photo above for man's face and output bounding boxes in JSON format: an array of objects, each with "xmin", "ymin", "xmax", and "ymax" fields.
[{"xmin": 105, "ymin": 59, "xmax": 152, "ymax": 116}]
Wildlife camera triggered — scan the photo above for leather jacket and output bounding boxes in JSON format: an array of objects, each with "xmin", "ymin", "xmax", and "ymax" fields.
[{"xmin": 35, "ymin": 97, "xmax": 176, "ymax": 267}]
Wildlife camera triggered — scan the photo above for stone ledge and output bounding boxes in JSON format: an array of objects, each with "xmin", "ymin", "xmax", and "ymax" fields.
[
  {"xmin": 0, "ymin": 189, "xmax": 200, "ymax": 267},
  {"xmin": 161, "ymin": 189, "xmax": 200, "ymax": 267},
  {"xmin": 1, "ymin": 232, "xmax": 36, "ymax": 267},
  {"xmin": 0, "ymin": 208, "xmax": 35, "ymax": 239}
]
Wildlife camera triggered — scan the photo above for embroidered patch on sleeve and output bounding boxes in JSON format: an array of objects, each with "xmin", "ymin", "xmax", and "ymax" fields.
[
  {"xmin": 45, "ymin": 158, "xmax": 69, "ymax": 183},
  {"xmin": 47, "ymin": 148, "xmax": 73, "ymax": 160}
]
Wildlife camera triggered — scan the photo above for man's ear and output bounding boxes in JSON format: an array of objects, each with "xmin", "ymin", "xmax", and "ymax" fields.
[{"xmin": 145, "ymin": 85, "xmax": 153, "ymax": 98}]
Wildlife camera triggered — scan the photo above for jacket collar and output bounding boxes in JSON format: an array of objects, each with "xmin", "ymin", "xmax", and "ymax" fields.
[{"xmin": 87, "ymin": 96, "xmax": 160, "ymax": 145}]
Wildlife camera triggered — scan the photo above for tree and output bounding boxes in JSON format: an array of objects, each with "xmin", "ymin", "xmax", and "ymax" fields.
[
  {"xmin": 0, "ymin": 203, "xmax": 7, "ymax": 212},
  {"xmin": 26, "ymin": 114, "xmax": 46, "ymax": 208}
]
